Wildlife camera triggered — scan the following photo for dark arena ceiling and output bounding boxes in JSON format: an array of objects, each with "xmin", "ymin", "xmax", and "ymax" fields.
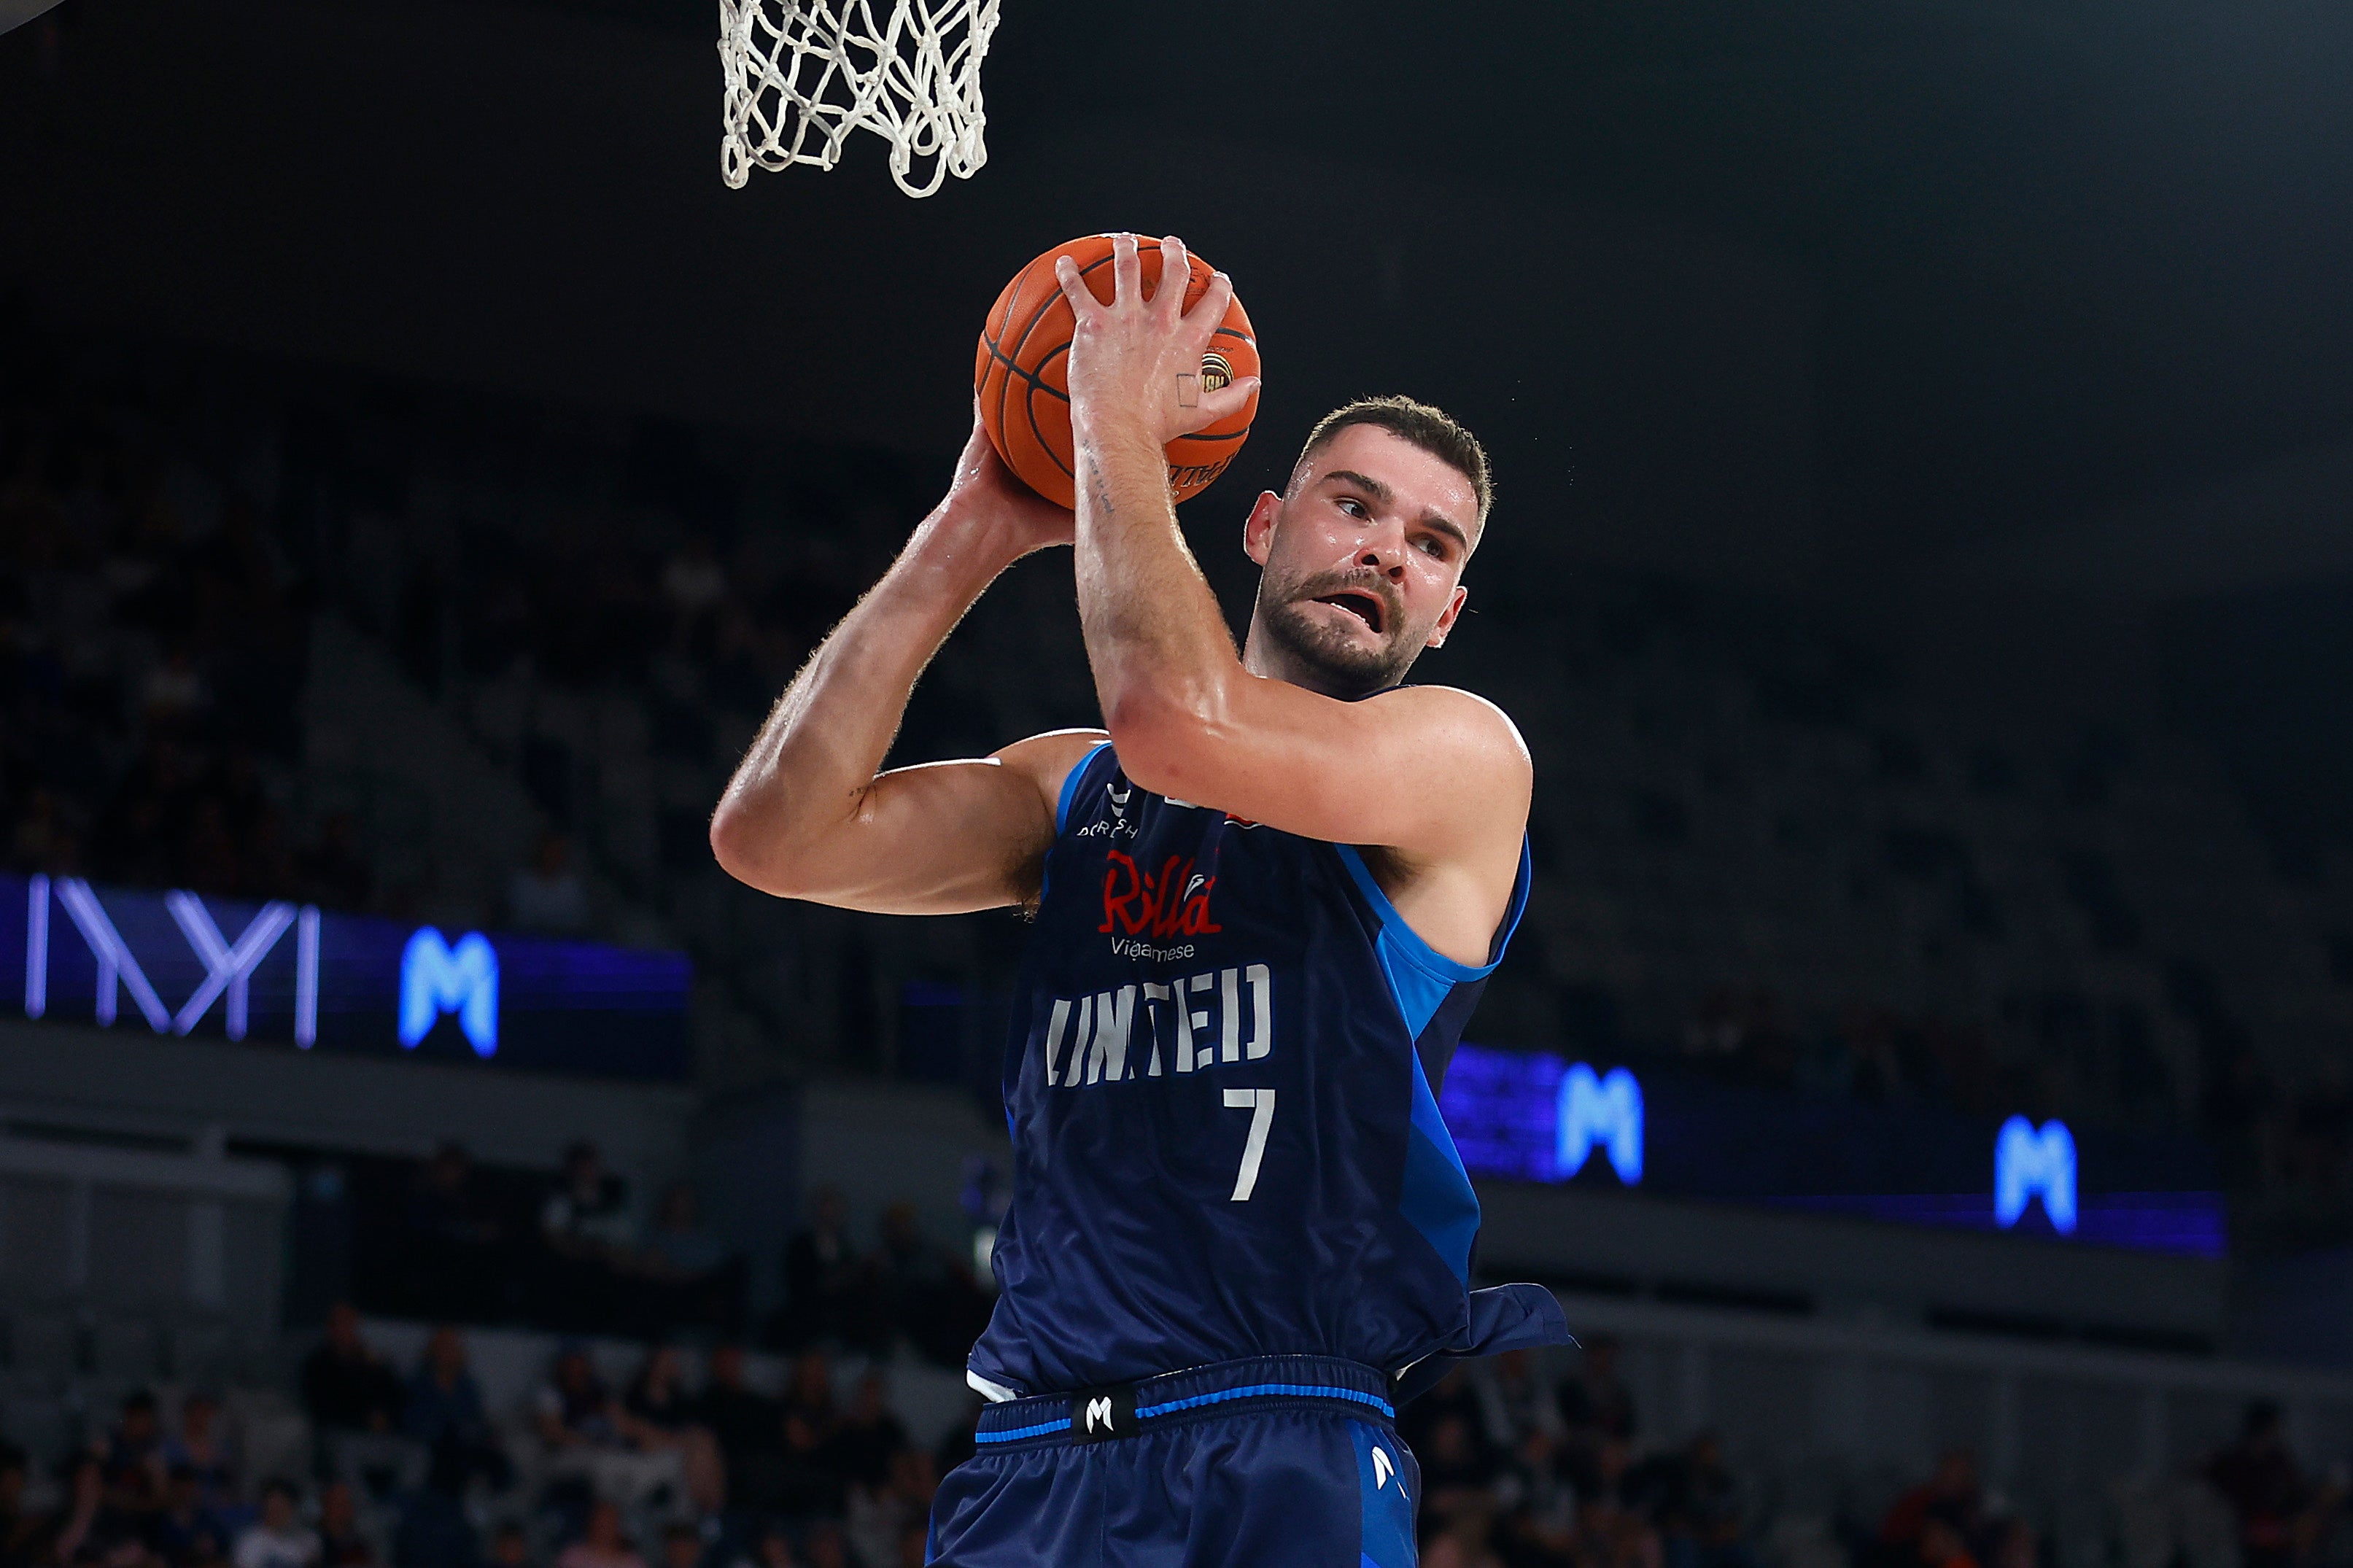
[
  {"xmin": 543, "ymin": 0, "xmax": 2353, "ymax": 549},
  {"xmin": 7, "ymin": 0, "xmax": 2353, "ymax": 578}
]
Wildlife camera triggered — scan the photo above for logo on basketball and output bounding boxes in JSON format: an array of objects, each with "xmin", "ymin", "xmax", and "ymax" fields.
[{"xmin": 1199, "ymin": 352, "xmax": 1233, "ymax": 395}]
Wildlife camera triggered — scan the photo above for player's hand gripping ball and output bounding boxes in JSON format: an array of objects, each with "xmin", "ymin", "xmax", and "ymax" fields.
[{"xmin": 975, "ymin": 233, "xmax": 1260, "ymax": 510}]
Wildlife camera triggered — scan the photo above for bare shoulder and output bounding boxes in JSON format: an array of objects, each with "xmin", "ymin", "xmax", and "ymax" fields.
[
  {"xmin": 990, "ymin": 727, "xmax": 1112, "ymax": 818},
  {"xmin": 1380, "ymin": 686, "xmax": 1532, "ymax": 788}
]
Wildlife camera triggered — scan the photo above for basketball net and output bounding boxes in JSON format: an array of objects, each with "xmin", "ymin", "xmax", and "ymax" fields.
[{"xmin": 718, "ymin": 0, "xmax": 998, "ymax": 198}]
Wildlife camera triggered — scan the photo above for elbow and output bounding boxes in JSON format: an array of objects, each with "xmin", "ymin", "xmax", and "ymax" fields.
[
  {"xmin": 1103, "ymin": 688, "xmax": 1220, "ymax": 801},
  {"xmin": 706, "ymin": 806, "xmax": 754, "ymax": 881},
  {"xmin": 708, "ymin": 804, "xmax": 801, "ymax": 896}
]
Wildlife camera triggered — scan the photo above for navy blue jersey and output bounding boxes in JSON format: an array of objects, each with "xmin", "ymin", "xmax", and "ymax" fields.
[{"xmin": 966, "ymin": 740, "xmax": 1542, "ymax": 1401}]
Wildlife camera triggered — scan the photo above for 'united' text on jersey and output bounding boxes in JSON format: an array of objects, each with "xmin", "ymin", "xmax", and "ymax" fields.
[{"xmin": 1039, "ymin": 963, "xmax": 1273, "ymax": 1087}]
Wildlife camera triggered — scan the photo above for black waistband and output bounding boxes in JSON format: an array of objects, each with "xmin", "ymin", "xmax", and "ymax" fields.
[{"xmin": 972, "ymin": 1354, "xmax": 1394, "ymax": 1450}]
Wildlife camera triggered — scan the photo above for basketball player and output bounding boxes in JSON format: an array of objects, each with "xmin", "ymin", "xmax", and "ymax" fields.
[{"xmin": 710, "ymin": 233, "xmax": 1567, "ymax": 1565}]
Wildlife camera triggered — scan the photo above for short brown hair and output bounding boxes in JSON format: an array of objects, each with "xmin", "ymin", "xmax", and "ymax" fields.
[{"xmin": 1292, "ymin": 395, "xmax": 1493, "ymax": 526}]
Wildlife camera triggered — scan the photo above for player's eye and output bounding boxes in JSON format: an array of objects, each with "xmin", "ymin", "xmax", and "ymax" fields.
[
  {"xmin": 1417, "ymin": 536, "xmax": 1449, "ymax": 559},
  {"xmin": 1337, "ymin": 497, "xmax": 1367, "ymax": 519}
]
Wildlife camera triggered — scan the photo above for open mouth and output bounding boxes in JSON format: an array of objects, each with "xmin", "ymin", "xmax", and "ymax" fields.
[{"xmin": 1311, "ymin": 589, "xmax": 1387, "ymax": 634}]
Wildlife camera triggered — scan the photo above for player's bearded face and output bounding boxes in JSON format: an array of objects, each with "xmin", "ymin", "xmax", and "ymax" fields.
[{"xmin": 1253, "ymin": 527, "xmax": 1435, "ymax": 696}]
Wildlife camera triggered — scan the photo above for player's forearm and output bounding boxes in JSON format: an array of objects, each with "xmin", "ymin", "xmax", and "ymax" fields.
[
  {"xmin": 710, "ymin": 511, "xmax": 1018, "ymax": 887},
  {"xmin": 1071, "ymin": 417, "xmax": 1244, "ymax": 775}
]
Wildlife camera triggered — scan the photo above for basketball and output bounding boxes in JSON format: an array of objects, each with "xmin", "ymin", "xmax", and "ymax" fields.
[{"xmin": 974, "ymin": 233, "xmax": 1261, "ymax": 510}]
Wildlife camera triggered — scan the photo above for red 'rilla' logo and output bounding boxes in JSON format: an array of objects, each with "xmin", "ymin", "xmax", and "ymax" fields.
[{"xmin": 1098, "ymin": 850, "xmax": 1223, "ymax": 938}]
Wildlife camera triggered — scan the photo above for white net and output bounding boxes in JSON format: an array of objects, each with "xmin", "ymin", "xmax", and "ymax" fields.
[{"xmin": 718, "ymin": 0, "xmax": 999, "ymax": 198}]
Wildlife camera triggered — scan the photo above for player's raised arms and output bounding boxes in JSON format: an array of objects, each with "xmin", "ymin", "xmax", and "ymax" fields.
[
  {"xmin": 707, "ymin": 416, "xmax": 1099, "ymax": 916},
  {"xmin": 1054, "ymin": 233, "xmax": 1529, "ymax": 965}
]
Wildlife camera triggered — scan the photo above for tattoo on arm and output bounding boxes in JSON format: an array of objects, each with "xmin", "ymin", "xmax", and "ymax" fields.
[{"xmin": 1082, "ymin": 449, "xmax": 1116, "ymax": 518}]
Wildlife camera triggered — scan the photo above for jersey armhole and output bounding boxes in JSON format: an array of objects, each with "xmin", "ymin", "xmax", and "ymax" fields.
[
  {"xmin": 1332, "ymin": 839, "xmax": 1532, "ymax": 982},
  {"xmin": 1054, "ymin": 741, "xmax": 1113, "ymax": 834}
]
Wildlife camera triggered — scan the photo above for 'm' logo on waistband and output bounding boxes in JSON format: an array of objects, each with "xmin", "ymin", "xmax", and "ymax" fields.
[{"xmin": 1069, "ymin": 1383, "xmax": 1139, "ymax": 1444}]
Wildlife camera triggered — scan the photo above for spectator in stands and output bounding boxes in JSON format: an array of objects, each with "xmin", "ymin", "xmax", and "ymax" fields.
[
  {"xmin": 230, "ymin": 1480, "xmax": 319, "ymax": 1568},
  {"xmin": 0, "ymin": 1444, "xmax": 42, "ymax": 1568},
  {"xmin": 2202, "ymin": 1401, "xmax": 2312, "ymax": 1568},
  {"xmin": 775, "ymin": 1187, "xmax": 861, "ymax": 1351},
  {"xmin": 535, "ymin": 1347, "xmax": 686, "ymax": 1516},
  {"xmin": 1638, "ymin": 1432, "xmax": 1753, "ymax": 1568},
  {"xmin": 151, "ymin": 1463, "xmax": 230, "ymax": 1567},
  {"xmin": 1406, "ymin": 1370, "xmax": 1508, "ymax": 1538},
  {"xmin": 1473, "ymin": 1348, "xmax": 1565, "ymax": 1484},
  {"xmin": 1422, "ymin": 1516, "xmax": 1505, "ymax": 1568},
  {"xmin": 159, "ymin": 1396, "xmax": 239, "ymax": 1522},
  {"xmin": 1912, "ymin": 1518, "xmax": 1978, "ymax": 1568},
  {"xmin": 400, "ymin": 1143, "xmax": 506, "ymax": 1323},
  {"xmin": 775, "ymin": 1351, "xmax": 846, "ymax": 1518},
  {"xmin": 313, "ymin": 1483, "xmax": 373, "ymax": 1567},
  {"xmin": 487, "ymin": 1524, "xmax": 535, "ymax": 1568},
  {"xmin": 726, "ymin": 1524, "xmax": 794, "ymax": 1568},
  {"xmin": 1583, "ymin": 1436, "xmax": 1646, "ymax": 1520},
  {"xmin": 1984, "ymin": 1519, "xmax": 2036, "ymax": 1568},
  {"xmin": 539, "ymin": 1143, "xmax": 633, "ymax": 1331},
  {"xmin": 50, "ymin": 1451, "xmax": 148, "ymax": 1567},
  {"xmin": 829, "ymin": 1373, "xmax": 909, "ymax": 1495},
  {"xmin": 1880, "ymin": 1451, "xmax": 1985, "ymax": 1568},
  {"xmin": 932, "ymin": 1397, "xmax": 980, "ymax": 1478},
  {"xmin": 300, "ymin": 1306, "xmax": 414, "ymax": 1499},
  {"xmin": 508, "ymin": 832, "xmax": 590, "ymax": 935},
  {"xmin": 554, "ymin": 1502, "xmax": 645, "ymax": 1568},
  {"xmin": 543, "ymin": 1144, "xmax": 632, "ymax": 1260},
  {"xmin": 689, "ymin": 1345, "xmax": 783, "ymax": 1512},
  {"xmin": 799, "ymin": 1524, "xmax": 853, "ymax": 1568},
  {"xmin": 865, "ymin": 1203, "xmax": 984, "ymax": 1365},
  {"xmin": 618, "ymin": 1348, "xmax": 724, "ymax": 1514},
  {"xmin": 1557, "ymin": 1337, "xmax": 1637, "ymax": 1491},
  {"xmin": 139, "ymin": 641, "xmax": 211, "ymax": 734},
  {"xmin": 847, "ymin": 1446, "xmax": 934, "ymax": 1568},
  {"xmin": 103, "ymin": 1392, "xmax": 171, "ymax": 1523},
  {"xmin": 401, "ymin": 1326, "xmax": 511, "ymax": 1498},
  {"xmin": 656, "ymin": 1522, "xmax": 706, "ymax": 1568},
  {"xmin": 636, "ymin": 1182, "xmax": 736, "ymax": 1338}
]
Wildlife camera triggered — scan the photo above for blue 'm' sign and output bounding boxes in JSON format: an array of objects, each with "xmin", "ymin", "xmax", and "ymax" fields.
[
  {"xmin": 1557, "ymin": 1063, "xmax": 1644, "ymax": 1184},
  {"xmin": 399, "ymin": 928, "xmax": 500, "ymax": 1057},
  {"xmin": 1994, "ymin": 1116, "xmax": 2077, "ymax": 1233}
]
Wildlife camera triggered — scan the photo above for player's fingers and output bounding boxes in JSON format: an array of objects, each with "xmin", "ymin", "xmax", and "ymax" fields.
[
  {"xmin": 1052, "ymin": 255, "xmax": 1095, "ymax": 317},
  {"xmin": 1111, "ymin": 232, "xmax": 1142, "ymax": 308},
  {"xmin": 1188, "ymin": 376, "xmax": 1260, "ymax": 431},
  {"xmin": 1157, "ymin": 236, "xmax": 1190, "ymax": 320},
  {"xmin": 1185, "ymin": 270, "xmax": 1236, "ymax": 346}
]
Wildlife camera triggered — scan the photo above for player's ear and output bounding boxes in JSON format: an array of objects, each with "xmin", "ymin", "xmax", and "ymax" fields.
[
  {"xmin": 1242, "ymin": 491, "xmax": 1282, "ymax": 566},
  {"xmin": 1426, "ymin": 583, "xmax": 1470, "ymax": 649}
]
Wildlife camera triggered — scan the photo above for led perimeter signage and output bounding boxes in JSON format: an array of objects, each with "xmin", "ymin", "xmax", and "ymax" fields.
[
  {"xmin": 7, "ymin": 872, "xmax": 689, "ymax": 1082},
  {"xmin": 1439, "ymin": 1044, "xmax": 2223, "ymax": 1258}
]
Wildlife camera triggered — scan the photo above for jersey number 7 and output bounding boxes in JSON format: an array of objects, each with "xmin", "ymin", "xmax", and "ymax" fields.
[{"xmin": 1222, "ymin": 1088, "xmax": 1276, "ymax": 1200}]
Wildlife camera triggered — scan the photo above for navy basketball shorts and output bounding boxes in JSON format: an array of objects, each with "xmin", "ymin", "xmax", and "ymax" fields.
[{"xmin": 929, "ymin": 1355, "xmax": 1419, "ymax": 1568}]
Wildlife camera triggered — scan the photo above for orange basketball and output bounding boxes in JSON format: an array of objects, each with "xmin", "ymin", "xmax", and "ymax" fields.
[{"xmin": 974, "ymin": 234, "xmax": 1260, "ymax": 511}]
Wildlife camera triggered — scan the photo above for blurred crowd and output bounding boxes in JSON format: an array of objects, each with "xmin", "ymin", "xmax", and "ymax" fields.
[
  {"xmin": 5, "ymin": 308, "xmax": 2353, "ymax": 1250},
  {"xmin": 0, "ymin": 322, "xmax": 354, "ymax": 909},
  {"xmin": 1400, "ymin": 1338, "xmax": 1751, "ymax": 1568},
  {"xmin": 354, "ymin": 1132, "xmax": 988, "ymax": 1368},
  {"xmin": 5, "ymin": 1313, "xmax": 2346, "ymax": 1568},
  {"xmin": 0, "ymin": 1309, "xmax": 966, "ymax": 1568}
]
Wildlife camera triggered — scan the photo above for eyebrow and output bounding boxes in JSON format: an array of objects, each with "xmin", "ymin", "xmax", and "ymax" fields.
[{"xmin": 1322, "ymin": 469, "xmax": 1472, "ymax": 553}]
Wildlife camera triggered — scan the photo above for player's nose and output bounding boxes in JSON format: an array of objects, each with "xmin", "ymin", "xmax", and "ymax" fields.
[{"xmin": 1356, "ymin": 543, "xmax": 1408, "ymax": 582}]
